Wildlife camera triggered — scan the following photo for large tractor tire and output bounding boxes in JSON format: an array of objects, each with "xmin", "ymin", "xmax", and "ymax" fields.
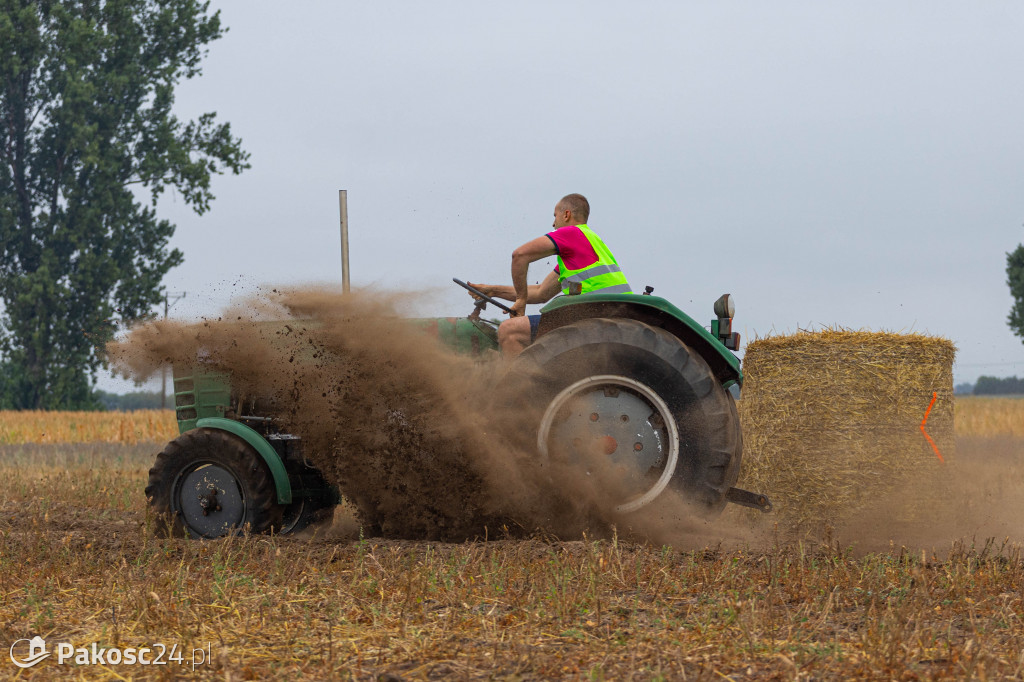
[
  {"xmin": 281, "ymin": 500, "xmax": 335, "ymax": 535},
  {"xmin": 280, "ymin": 467, "xmax": 336, "ymax": 535},
  {"xmin": 146, "ymin": 428, "xmax": 284, "ymax": 538},
  {"xmin": 508, "ymin": 318, "xmax": 742, "ymax": 515}
]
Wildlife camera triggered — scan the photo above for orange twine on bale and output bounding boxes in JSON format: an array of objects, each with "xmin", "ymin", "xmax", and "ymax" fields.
[{"xmin": 920, "ymin": 391, "xmax": 944, "ymax": 463}]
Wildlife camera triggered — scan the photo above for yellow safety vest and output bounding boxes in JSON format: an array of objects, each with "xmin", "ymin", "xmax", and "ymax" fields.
[{"xmin": 556, "ymin": 225, "xmax": 632, "ymax": 295}]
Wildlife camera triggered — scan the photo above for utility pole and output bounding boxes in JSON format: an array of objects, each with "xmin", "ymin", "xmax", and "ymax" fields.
[
  {"xmin": 161, "ymin": 291, "xmax": 187, "ymax": 409},
  {"xmin": 338, "ymin": 189, "xmax": 350, "ymax": 293}
]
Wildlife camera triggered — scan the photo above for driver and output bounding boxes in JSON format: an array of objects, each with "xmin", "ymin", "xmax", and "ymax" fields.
[{"xmin": 469, "ymin": 193, "xmax": 632, "ymax": 358}]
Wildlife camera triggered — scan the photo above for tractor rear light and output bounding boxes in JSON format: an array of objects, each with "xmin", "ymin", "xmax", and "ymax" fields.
[
  {"xmin": 711, "ymin": 294, "xmax": 739, "ymax": 352},
  {"xmin": 713, "ymin": 294, "xmax": 735, "ymax": 319}
]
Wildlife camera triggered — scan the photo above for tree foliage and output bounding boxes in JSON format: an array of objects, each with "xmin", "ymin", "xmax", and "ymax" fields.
[
  {"xmin": 973, "ymin": 375, "xmax": 1024, "ymax": 396},
  {"xmin": 953, "ymin": 382, "xmax": 975, "ymax": 395},
  {"xmin": 1008, "ymin": 244, "xmax": 1024, "ymax": 344},
  {"xmin": 92, "ymin": 387, "xmax": 162, "ymax": 410},
  {"xmin": 0, "ymin": 0, "xmax": 248, "ymax": 408}
]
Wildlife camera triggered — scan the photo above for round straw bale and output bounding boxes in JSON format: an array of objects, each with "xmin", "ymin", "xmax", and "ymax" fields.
[{"xmin": 737, "ymin": 329, "xmax": 955, "ymax": 532}]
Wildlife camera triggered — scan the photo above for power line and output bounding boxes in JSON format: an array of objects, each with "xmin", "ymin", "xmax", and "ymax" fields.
[{"xmin": 954, "ymin": 360, "xmax": 1024, "ymax": 368}]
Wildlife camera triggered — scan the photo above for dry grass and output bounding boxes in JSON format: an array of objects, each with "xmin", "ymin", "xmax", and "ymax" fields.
[
  {"xmin": 0, "ymin": 409, "xmax": 177, "ymax": 445},
  {"xmin": 955, "ymin": 395, "xmax": 1024, "ymax": 437},
  {"xmin": 1, "ymin": 403, "xmax": 1023, "ymax": 679},
  {"xmin": 0, "ymin": 446, "xmax": 1021, "ymax": 677}
]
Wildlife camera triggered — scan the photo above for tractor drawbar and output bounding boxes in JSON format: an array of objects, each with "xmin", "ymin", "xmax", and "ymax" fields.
[{"xmin": 725, "ymin": 487, "xmax": 773, "ymax": 513}]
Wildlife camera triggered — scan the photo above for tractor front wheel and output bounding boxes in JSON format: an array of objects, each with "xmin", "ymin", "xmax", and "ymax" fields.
[{"xmin": 146, "ymin": 429, "xmax": 284, "ymax": 538}]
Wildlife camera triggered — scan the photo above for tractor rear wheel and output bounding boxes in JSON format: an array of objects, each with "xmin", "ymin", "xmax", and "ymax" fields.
[
  {"xmin": 280, "ymin": 467, "xmax": 337, "ymax": 535},
  {"xmin": 281, "ymin": 499, "xmax": 335, "ymax": 535},
  {"xmin": 146, "ymin": 428, "xmax": 284, "ymax": 538},
  {"xmin": 508, "ymin": 318, "xmax": 742, "ymax": 515}
]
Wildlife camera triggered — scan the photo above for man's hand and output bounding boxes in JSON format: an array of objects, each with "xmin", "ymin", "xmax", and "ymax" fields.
[
  {"xmin": 465, "ymin": 277, "xmax": 557, "ymax": 307},
  {"xmin": 466, "ymin": 282, "xmax": 490, "ymax": 301},
  {"xmin": 510, "ymin": 298, "xmax": 527, "ymax": 318}
]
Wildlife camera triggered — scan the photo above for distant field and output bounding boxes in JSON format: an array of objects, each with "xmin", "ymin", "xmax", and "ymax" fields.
[
  {"xmin": 0, "ymin": 409, "xmax": 177, "ymax": 444},
  {"xmin": 954, "ymin": 395, "xmax": 1024, "ymax": 437},
  {"xmin": 0, "ymin": 394, "xmax": 1013, "ymax": 447}
]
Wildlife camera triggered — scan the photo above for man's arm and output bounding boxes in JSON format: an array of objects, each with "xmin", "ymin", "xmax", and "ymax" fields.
[
  {"xmin": 510, "ymin": 236, "xmax": 557, "ymax": 315},
  {"xmin": 534, "ymin": 269, "xmax": 562, "ymax": 302},
  {"xmin": 467, "ymin": 236, "xmax": 559, "ymax": 310},
  {"xmin": 468, "ymin": 268, "xmax": 559, "ymax": 304}
]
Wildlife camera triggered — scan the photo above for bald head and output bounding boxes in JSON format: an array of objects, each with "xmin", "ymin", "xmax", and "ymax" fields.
[{"xmin": 554, "ymin": 193, "xmax": 590, "ymax": 227}]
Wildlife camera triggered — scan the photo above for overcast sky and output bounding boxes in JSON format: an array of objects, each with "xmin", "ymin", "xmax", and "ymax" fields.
[{"xmin": 104, "ymin": 1, "xmax": 1024, "ymax": 391}]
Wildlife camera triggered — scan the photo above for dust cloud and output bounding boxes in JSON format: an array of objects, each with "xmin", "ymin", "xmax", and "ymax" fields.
[
  {"xmin": 826, "ymin": 435, "xmax": 1024, "ymax": 553},
  {"xmin": 109, "ymin": 287, "xmax": 1024, "ymax": 550},
  {"xmin": 110, "ymin": 287, "xmax": 680, "ymax": 541},
  {"xmin": 712, "ymin": 435, "xmax": 1024, "ymax": 555}
]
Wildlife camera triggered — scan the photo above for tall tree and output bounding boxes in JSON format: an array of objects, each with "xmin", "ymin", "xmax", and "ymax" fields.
[
  {"xmin": 0, "ymin": 0, "xmax": 248, "ymax": 408},
  {"xmin": 1007, "ymin": 243, "xmax": 1024, "ymax": 343}
]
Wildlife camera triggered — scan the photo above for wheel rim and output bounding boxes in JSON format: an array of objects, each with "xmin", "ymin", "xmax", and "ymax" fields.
[
  {"xmin": 537, "ymin": 375, "xmax": 679, "ymax": 513},
  {"xmin": 171, "ymin": 462, "xmax": 247, "ymax": 538},
  {"xmin": 280, "ymin": 498, "xmax": 307, "ymax": 534}
]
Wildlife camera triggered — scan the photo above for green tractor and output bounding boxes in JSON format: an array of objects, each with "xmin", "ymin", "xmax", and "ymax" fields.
[{"xmin": 145, "ymin": 282, "xmax": 770, "ymax": 539}]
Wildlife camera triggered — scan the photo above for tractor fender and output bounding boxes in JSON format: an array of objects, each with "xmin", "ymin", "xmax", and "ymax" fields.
[
  {"xmin": 194, "ymin": 418, "xmax": 292, "ymax": 505},
  {"xmin": 537, "ymin": 294, "xmax": 743, "ymax": 387}
]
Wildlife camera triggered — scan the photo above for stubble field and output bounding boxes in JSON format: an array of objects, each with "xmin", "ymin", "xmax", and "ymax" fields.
[{"xmin": 0, "ymin": 397, "xmax": 1022, "ymax": 680}]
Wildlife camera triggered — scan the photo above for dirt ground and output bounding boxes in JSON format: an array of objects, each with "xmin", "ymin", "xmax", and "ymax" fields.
[
  {"xmin": 14, "ymin": 290, "xmax": 1007, "ymax": 677},
  {"xmin": 1, "ymin": 435, "xmax": 1023, "ymax": 680}
]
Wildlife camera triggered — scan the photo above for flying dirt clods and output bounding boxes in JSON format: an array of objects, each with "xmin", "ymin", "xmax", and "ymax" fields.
[
  {"xmin": 110, "ymin": 287, "xmax": 709, "ymax": 542},
  {"xmin": 110, "ymin": 287, "xmax": 1024, "ymax": 549}
]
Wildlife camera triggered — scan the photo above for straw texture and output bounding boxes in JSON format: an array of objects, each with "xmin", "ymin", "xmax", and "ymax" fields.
[{"xmin": 738, "ymin": 329, "xmax": 956, "ymax": 531}]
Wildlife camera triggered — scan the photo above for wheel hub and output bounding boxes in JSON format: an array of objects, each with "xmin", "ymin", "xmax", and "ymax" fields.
[
  {"xmin": 197, "ymin": 485, "xmax": 222, "ymax": 516},
  {"xmin": 548, "ymin": 387, "xmax": 665, "ymax": 474},
  {"xmin": 538, "ymin": 375, "xmax": 680, "ymax": 513},
  {"xmin": 175, "ymin": 464, "xmax": 245, "ymax": 538}
]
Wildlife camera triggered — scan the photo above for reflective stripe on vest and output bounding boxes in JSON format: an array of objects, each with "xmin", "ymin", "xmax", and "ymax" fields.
[{"xmin": 556, "ymin": 224, "xmax": 632, "ymax": 295}]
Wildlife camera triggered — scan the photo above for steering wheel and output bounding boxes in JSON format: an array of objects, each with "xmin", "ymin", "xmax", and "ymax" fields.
[{"xmin": 452, "ymin": 278, "xmax": 513, "ymax": 315}]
